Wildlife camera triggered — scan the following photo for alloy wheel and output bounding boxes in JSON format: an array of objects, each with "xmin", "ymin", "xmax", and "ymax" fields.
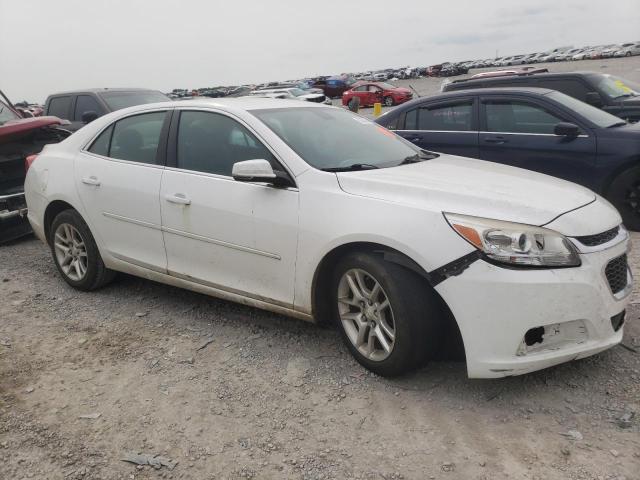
[
  {"xmin": 337, "ymin": 268, "xmax": 396, "ymax": 361},
  {"xmin": 384, "ymin": 97, "xmax": 394, "ymax": 107},
  {"xmin": 53, "ymin": 223, "xmax": 88, "ymax": 281}
]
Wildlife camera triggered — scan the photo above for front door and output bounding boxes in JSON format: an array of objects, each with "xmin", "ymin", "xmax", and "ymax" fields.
[
  {"xmin": 478, "ymin": 96, "xmax": 597, "ymax": 189},
  {"xmin": 75, "ymin": 109, "xmax": 170, "ymax": 271},
  {"xmin": 160, "ymin": 109, "xmax": 299, "ymax": 307}
]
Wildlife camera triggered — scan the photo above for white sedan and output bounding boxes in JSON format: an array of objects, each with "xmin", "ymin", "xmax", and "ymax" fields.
[{"xmin": 24, "ymin": 98, "xmax": 632, "ymax": 378}]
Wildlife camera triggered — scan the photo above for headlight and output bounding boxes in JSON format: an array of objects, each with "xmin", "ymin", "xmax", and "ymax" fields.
[{"xmin": 444, "ymin": 213, "xmax": 581, "ymax": 267}]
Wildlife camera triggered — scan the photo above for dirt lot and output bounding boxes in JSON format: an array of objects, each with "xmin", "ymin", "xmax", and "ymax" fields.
[{"xmin": 2, "ymin": 58, "xmax": 640, "ymax": 480}]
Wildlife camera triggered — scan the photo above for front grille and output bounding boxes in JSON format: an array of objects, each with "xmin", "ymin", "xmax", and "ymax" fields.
[
  {"xmin": 575, "ymin": 226, "xmax": 619, "ymax": 247},
  {"xmin": 605, "ymin": 254, "xmax": 629, "ymax": 295}
]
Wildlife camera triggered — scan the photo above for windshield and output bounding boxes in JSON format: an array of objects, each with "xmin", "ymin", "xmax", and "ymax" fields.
[
  {"xmin": 597, "ymin": 75, "xmax": 640, "ymax": 99},
  {"xmin": 251, "ymin": 107, "xmax": 421, "ymax": 170},
  {"xmin": 548, "ymin": 91, "xmax": 626, "ymax": 128},
  {"xmin": 289, "ymin": 88, "xmax": 307, "ymax": 97},
  {"xmin": 99, "ymin": 91, "xmax": 170, "ymax": 111},
  {"xmin": 0, "ymin": 100, "xmax": 20, "ymax": 126}
]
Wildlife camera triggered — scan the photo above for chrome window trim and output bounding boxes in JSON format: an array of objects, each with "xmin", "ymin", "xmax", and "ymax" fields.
[
  {"xmin": 394, "ymin": 129, "xmax": 478, "ymax": 134},
  {"xmin": 163, "ymin": 165, "xmax": 299, "ymax": 192},
  {"xmin": 479, "ymin": 131, "xmax": 589, "ymax": 138}
]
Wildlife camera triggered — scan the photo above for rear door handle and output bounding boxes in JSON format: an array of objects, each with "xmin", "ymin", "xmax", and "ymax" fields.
[
  {"xmin": 81, "ymin": 176, "xmax": 101, "ymax": 186},
  {"xmin": 483, "ymin": 136, "xmax": 507, "ymax": 144},
  {"xmin": 165, "ymin": 193, "xmax": 191, "ymax": 205}
]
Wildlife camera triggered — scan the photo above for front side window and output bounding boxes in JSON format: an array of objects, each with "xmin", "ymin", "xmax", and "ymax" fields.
[
  {"xmin": 535, "ymin": 79, "xmax": 590, "ymax": 102},
  {"xmin": 177, "ymin": 111, "xmax": 276, "ymax": 176},
  {"xmin": 74, "ymin": 95, "xmax": 102, "ymax": 121},
  {"xmin": 47, "ymin": 96, "xmax": 71, "ymax": 119},
  {"xmin": 109, "ymin": 112, "xmax": 166, "ymax": 164},
  {"xmin": 484, "ymin": 100, "xmax": 565, "ymax": 134}
]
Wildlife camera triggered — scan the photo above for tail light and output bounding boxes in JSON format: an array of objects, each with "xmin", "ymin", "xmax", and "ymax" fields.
[{"xmin": 25, "ymin": 154, "xmax": 38, "ymax": 172}]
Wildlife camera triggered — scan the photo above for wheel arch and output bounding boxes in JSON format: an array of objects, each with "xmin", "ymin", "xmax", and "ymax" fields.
[
  {"xmin": 43, "ymin": 199, "xmax": 78, "ymax": 244},
  {"xmin": 311, "ymin": 241, "xmax": 465, "ymax": 360}
]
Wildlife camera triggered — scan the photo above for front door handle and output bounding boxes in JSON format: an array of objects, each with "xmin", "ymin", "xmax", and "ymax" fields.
[
  {"xmin": 405, "ymin": 136, "xmax": 422, "ymax": 143},
  {"xmin": 165, "ymin": 193, "xmax": 191, "ymax": 205},
  {"xmin": 81, "ymin": 176, "xmax": 101, "ymax": 186},
  {"xmin": 484, "ymin": 136, "xmax": 507, "ymax": 144}
]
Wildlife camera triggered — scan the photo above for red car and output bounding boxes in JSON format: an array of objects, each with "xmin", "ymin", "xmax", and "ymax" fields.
[{"xmin": 341, "ymin": 82, "xmax": 412, "ymax": 108}]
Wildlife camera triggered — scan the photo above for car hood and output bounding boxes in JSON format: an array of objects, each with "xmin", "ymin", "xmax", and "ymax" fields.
[
  {"xmin": 336, "ymin": 155, "xmax": 596, "ymax": 226},
  {"xmin": 619, "ymin": 96, "xmax": 640, "ymax": 107},
  {"xmin": 0, "ymin": 116, "xmax": 64, "ymax": 144},
  {"xmin": 300, "ymin": 93, "xmax": 325, "ymax": 100}
]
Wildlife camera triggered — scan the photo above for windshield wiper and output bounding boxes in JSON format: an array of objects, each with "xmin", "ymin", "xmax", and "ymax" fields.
[
  {"xmin": 321, "ymin": 163, "xmax": 380, "ymax": 172},
  {"xmin": 612, "ymin": 93, "xmax": 635, "ymax": 99},
  {"xmin": 398, "ymin": 150, "xmax": 438, "ymax": 165},
  {"xmin": 608, "ymin": 120, "xmax": 628, "ymax": 128}
]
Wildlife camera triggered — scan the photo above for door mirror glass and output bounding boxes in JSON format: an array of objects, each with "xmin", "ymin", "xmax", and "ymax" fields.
[
  {"xmin": 554, "ymin": 122, "xmax": 580, "ymax": 137},
  {"xmin": 585, "ymin": 91, "xmax": 603, "ymax": 107},
  {"xmin": 232, "ymin": 159, "xmax": 276, "ymax": 182},
  {"xmin": 82, "ymin": 110, "xmax": 99, "ymax": 124}
]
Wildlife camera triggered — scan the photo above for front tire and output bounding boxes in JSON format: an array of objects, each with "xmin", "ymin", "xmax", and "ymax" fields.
[
  {"xmin": 383, "ymin": 96, "xmax": 394, "ymax": 107},
  {"xmin": 49, "ymin": 209, "xmax": 115, "ymax": 290},
  {"xmin": 331, "ymin": 252, "xmax": 444, "ymax": 376},
  {"xmin": 607, "ymin": 166, "xmax": 640, "ymax": 231}
]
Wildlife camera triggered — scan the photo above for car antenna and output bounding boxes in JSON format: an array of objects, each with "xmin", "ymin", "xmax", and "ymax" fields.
[{"xmin": 408, "ymin": 84, "xmax": 420, "ymax": 98}]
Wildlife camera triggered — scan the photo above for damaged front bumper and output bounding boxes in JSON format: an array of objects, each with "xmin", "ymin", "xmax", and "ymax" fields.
[
  {"xmin": 435, "ymin": 228, "xmax": 632, "ymax": 379},
  {"xmin": 0, "ymin": 192, "xmax": 31, "ymax": 243}
]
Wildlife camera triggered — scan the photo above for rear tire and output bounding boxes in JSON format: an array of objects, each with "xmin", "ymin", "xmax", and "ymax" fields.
[
  {"xmin": 607, "ymin": 166, "xmax": 640, "ymax": 231},
  {"xmin": 330, "ymin": 252, "xmax": 444, "ymax": 376},
  {"xmin": 49, "ymin": 209, "xmax": 116, "ymax": 290}
]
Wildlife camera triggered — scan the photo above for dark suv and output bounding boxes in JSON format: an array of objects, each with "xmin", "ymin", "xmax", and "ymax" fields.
[
  {"xmin": 44, "ymin": 88, "xmax": 170, "ymax": 132},
  {"xmin": 443, "ymin": 71, "xmax": 640, "ymax": 122}
]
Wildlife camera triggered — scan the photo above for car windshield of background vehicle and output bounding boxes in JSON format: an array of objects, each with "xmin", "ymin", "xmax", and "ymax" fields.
[
  {"xmin": 99, "ymin": 91, "xmax": 170, "ymax": 110},
  {"xmin": 597, "ymin": 75, "xmax": 640, "ymax": 99},
  {"xmin": 290, "ymin": 88, "xmax": 307, "ymax": 97},
  {"xmin": 0, "ymin": 101, "xmax": 20, "ymax": 125},
  {"xmin": 548, "ymin": 91, "xmax": 626, "ymax": 128},
  {"xmin": 251, "ymin": 107, "xmax": 421, "ymax": 170}
]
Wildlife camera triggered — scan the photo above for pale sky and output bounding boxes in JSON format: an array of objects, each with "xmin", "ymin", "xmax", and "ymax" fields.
[{"xmin": 1, "ymin": 0, "xmax": 639, "ymax": 103}]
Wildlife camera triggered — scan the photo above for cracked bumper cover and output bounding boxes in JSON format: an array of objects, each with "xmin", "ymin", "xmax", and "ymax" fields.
[{"xmin": 434, "ymin": 232, "xmax": 631, "ymax": 379}]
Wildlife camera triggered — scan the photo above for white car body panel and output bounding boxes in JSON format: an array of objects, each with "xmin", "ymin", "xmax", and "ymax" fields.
[{"xmin": 24, "ymin": 98, "xmax": 632, "ymax": 378}]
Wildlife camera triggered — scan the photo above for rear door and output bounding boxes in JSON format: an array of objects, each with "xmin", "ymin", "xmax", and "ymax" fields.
[
  {"xmin": 75, "ymin": 109, "xmax": 171, "ymax": 271},
  {"xmin": 394, "ymin": 97, "xmax": 479, "ymax": 157},
  {"xmin": 478, "ymin": 95, "xmax": 598, "ymax": 188}
]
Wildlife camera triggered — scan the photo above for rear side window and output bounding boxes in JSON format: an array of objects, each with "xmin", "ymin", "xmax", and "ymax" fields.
[
  {"xmin": 47, "ymin": 96, "xmax": 71, "ymax": 119},
  {"xmin": 404, "ymin": 102, "xmax": 473, "ymax": 131},
  {"xmin": 110, "ymin": 112, "xmax": 166, "ymax": 164},
  {"xmin": 86, "ymin": 112, "xmax": 166, "ymax": 164},
  {"xmin": 74, "ymin": 95, "xmax": 102, "ymax": 121},
  {"xmin": 177, "ymin": 111, "xmax": 277, "ymax": 176}
]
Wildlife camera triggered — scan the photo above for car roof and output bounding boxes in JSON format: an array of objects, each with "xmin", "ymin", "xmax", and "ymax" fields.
[
  {"xmin": 448, "ymin": 70, "xmax": 600, "ymax": 86},
  {"xmin": 146, "ymin": 97, "xmax": 327, "ymax": 111},
  {"xmin": 47, "ymin": 88, "xmax": 162, "ymax": 97},
  {"xmin": 435, "ymin": 86, "xmax": 555, "ymax": 97}
]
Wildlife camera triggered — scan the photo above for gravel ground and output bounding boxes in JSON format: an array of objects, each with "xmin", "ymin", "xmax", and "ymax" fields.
[{"xmin": 2, "ymin": 57, "xmax": 640, "ymax": 480}]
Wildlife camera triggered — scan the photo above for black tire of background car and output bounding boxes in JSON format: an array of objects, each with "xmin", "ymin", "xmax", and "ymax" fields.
[
  {"xmin": 384, "ymin": 96, "xmax": 394, "ymax": 107},
  {"xmin": 49, "ymin": 209, "xmax": 116, "ymax": 290},
  {"xmin": 607, "ymin": 166, "xmax": 640, "ymax": 231},
  {"xmin": 330, "ymin": 252, "xmax": 444, "ymax": 377},
  {"xmin": 348, "ymin": 96, "xmax": 360, "ymax": 113}
]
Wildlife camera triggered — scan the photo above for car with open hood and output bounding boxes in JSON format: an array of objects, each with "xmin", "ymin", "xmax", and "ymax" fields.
[{"xmin": 24, "ymin": 98, "xmax": 632, "ymax": 379}]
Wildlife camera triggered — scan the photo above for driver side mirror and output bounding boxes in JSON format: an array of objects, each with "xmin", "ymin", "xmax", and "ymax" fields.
[
  {"xmin": 81, "ymin": 110, "xmax": 99, "ymax": 124},
  {"xmin": 232, "ymin": 159, "xmax": 293, "ymax": 187},
  {"xmin": 585, "ymin": 92, "xmax": 603, "ymax": 107},
  {"xmin": 554, "ymin": 122, "xmax": 580, "ymax": 137}
]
